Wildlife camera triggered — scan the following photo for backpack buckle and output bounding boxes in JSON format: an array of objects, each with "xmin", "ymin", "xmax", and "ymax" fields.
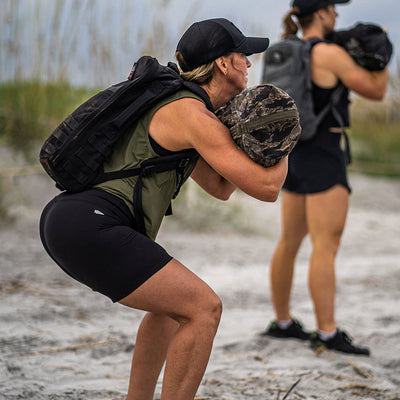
[
  {"xmin": 141, "ymin": 165, "xmax": 156, "ymax": 177},
  {"xmin": 178, "ymin": 157, "xmax": 190, "ymax": 169}
]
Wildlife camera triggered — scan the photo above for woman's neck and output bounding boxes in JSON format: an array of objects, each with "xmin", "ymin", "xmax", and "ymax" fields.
[
  {"xmin": 201, "ymin": 81, "xmax": 232, "ymax": 110},
  {"xmin": 301, "ymin": 26, "xmax": 324, "ymax": 40}
]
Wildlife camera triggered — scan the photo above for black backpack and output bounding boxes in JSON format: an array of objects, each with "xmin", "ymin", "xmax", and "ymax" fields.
[
  {"xmin": 40, "ymin": 56, "xmax": 213, "ymax": 235},
  {"xmin": 261, "ymin": 36, "xmax": 344, "ymax": 142}
]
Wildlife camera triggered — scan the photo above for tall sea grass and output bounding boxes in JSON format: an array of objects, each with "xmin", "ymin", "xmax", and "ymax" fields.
[
  {"xmin": 0, "ymin": 0, "xmax": 199, "ymax": 87},
  {"xmin": 0, "ymin": 81, "xmax": 95, "ymax": 157},
  {"xmin": 0, "ymin": 0, "xmax": 200, "ymax": 219}
]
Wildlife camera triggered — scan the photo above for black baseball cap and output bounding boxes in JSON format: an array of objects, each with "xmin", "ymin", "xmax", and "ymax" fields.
[
  {"xmin": 292, "ymin": 0, "xmax": 350, "ymax": 17},
  {"xmin": 176, "ymin": 18, "xmax": 269, "ymax": 72}
]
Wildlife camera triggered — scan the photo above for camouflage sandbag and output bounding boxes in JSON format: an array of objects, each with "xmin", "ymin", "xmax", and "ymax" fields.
[{"xmin": 216, "ymin": 84, "xmax": 301, "ymax": 167}]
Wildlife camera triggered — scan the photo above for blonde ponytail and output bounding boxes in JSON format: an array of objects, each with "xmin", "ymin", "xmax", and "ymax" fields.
[{"xmin": 175, "ymin": 51, "xmax": 215, "ymax": 85}]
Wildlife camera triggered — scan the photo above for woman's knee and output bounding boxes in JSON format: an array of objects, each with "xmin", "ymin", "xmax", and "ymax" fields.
[
  {"xmin": 311, "ymin": 235, "xmax": 341, "ymax": 259},
  {"xmin": 198, "ymin": 291, "xmax": 222, "ymax": 327},
  {"xmin": 179, "ymin": 291, "xmax": 223, "ymax": 332},
  {"xmin": 206, "ymin": 292, "xmax": 223, "ymax": 325},
  {"xmin": 279, "ymin": 233, "xmax": 305, "ymax": 257}
]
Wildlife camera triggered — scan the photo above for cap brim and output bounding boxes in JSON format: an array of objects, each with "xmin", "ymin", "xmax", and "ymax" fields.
[{"xmin": 235, "ymin": 37, "xmax": 270, "ymax": 56}]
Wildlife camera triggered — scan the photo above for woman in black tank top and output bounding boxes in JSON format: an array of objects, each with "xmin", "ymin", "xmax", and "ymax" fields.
[{"xmin": 264, "ymin": 0, "xmax": 389, "ymax": 356}]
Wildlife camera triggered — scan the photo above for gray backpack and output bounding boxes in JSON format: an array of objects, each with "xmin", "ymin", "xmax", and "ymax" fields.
[{"xmin": 261, "ymin": 35, "xmax": 344, "ymax": 141}]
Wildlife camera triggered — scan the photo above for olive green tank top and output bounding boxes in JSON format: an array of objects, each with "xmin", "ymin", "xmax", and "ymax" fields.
[{"xmin": 94, "ymin": 90, "xmax": 204, "ymax": 240}]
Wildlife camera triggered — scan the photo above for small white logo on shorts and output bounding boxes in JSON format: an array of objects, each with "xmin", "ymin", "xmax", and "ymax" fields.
[{"xmin": 94, "ymin": 209, "xmax": 104, "ymax": 215}]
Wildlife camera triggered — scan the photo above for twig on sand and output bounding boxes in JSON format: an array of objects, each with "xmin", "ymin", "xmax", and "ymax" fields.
[
  {"xmin": 232, "ymin": 386, "xmax": 246, "ymax": 393},
  {"xmin": 106, "ymin": 373, "xmax": 129, "ymax": 381},
  {"xmin": 336, "ymin": 383, "xmax": 382, "ymax": 393},
  {"xmin": 9, "ymin": 339, "xmax": 113, "ymax": 357},
  {"xmin": 204, "ymin": 378, "xmax": 227, "ymax": 385},
  {"xmin": 280, "ymin": 378, "xmax": 302, "ymax": 400},
  {"xmin": 347, "ymin": 359, "xmax": 373, "ymax": 379},
  {"xmin": 254, "ymin": 354, "xmax": 267, "ymax": 364}
]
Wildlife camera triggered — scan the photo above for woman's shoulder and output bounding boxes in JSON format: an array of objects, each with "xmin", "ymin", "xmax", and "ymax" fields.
[
  {"xmin": 160, "ymin": 89, "xmax": 207, "ymax": 105},
  {"xmin": 312, "ymin": 40, "xmax": 349, "ymax": 59},
  {"xmin": 147, "ymin": 88, "xmax": 209, "ymax": 123},
  {"xmin": 311, "ymin": 41, "xmax": 356, "ymax": 78}
]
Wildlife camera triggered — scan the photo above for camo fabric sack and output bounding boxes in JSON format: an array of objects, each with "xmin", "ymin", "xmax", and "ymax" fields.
[{"xmin": 216, "ymin": 84, "xmax": 301, "ymax": 167}]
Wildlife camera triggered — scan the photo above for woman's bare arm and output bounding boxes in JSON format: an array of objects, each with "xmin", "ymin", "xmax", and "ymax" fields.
[
  {"xmin": 312, "ymin": 43, "xmax": 389, "ymax": 100},
  {"xmin": 190, "ymin": 157, "xmax": 237, "ymax": 201},
  {"xmin": 149, "ymin": 97, "xmax": 288, "ymax": 202}
]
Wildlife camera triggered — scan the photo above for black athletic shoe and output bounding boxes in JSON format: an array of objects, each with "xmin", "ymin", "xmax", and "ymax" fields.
[
  {"xmin": 310, "ymin": 329, "xmax": 370, "ymax": 356},
  {"xmin": 263, "ymin": 319, "xmax": 311, "ymax": 340}
]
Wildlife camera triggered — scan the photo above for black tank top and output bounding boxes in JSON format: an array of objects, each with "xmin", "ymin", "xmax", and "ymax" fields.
[{"xmin": 312, "ymin": 82, "xmax": 350, "ymax": 132}]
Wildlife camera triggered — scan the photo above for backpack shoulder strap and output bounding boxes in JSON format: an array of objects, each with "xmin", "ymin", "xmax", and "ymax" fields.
[
  {"xmin": 182, "ymin": 80, "xmax": 214, "ymax": 112},
  {"xmin": 304, "ymin": 38, "xmax": 347, "ymax": 131},
  {"xmin": 163, "ymin": 60, "xmax": 214, "ymax": 112}
]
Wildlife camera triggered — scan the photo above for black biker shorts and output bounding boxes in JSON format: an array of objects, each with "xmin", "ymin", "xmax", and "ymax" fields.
[{"xmin": 39, "ymin": 189, "xmax": 173, "ymax": 302}]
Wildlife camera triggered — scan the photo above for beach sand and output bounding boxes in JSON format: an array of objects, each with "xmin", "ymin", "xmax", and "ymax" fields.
[{"xmin": 1, "ymin": 170, "xmax": 399, "ymax": 400}]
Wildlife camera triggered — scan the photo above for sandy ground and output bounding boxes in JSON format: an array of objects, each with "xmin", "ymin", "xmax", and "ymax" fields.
[{"xmin": 1, "ymin": 169, "xmax": 400, "ymax": 400}]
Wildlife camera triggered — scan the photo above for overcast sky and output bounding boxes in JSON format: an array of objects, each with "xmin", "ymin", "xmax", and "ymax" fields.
[
  {"xmin": 1, "ymin": 0, "xmax": 398, "ymax": 87},
  {"xmin": 170, "ymin": 0, "xmax": 399, "ymax": 84},
  {"xmin": 176, "ymin": 0, "xmax": 400, "ymax": 42}
]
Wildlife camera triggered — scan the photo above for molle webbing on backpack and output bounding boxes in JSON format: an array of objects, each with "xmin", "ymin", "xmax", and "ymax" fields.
[{"xmin": 39, "ymin": 56, "xmax": 213, "ymax": 236}]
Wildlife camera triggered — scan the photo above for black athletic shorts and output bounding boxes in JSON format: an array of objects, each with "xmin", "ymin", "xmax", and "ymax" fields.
[
  {"xmin": 283, "ymin": 129, "xmax": 351, "ymax": 194},
  {"xmin": 39, "ymin": 189, "xmax": 173, "ymax": 302}
]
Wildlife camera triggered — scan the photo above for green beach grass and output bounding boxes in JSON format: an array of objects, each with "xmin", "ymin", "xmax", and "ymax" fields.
[
  {"xmin": 0, "ymin": 81, "xmax": 97, "ymax": 159},
  {"xmin": 0, "ymin": 80, "xmax": 399, "ymax": 220},
  {"xmin": 348, "ymin": 95, "xmax": 400, "ymax": 177},
  {"xmin": 1, "ymin": 81, "xmax": 398, "ymax": 174}
]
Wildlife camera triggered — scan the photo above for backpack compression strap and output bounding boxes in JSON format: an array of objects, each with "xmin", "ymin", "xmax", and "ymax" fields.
[
  {"xmin": 93, "ymin": 149, "xmax": 198, "ymax": 236},
  {"xmin": 132, "ymin": 150, "xmax": 198, "ymax": 235}
]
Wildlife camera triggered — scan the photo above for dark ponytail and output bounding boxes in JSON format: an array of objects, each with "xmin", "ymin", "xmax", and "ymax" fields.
[
  {"xmin": 281, "ymin": 6, "xmax": 316, "ymax": 39},
  {"xmin": 281, "ymin": 9, "xmax": 300, "ymax": 39}
]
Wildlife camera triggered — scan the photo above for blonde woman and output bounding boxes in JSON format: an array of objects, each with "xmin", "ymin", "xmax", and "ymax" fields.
[{"xmin": 40, "ymin": 18, "xmax": 287, "ymax": 400}]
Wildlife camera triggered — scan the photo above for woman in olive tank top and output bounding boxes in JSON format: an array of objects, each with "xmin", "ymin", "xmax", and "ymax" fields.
[{"xmin": 40, "ymin": 18, "xmax": 287, "ymax": 400}]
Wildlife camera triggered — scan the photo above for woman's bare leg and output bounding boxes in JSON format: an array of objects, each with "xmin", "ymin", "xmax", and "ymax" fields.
[
  {"xmin": 125, "ymin": 312, "xmax": 179, "ymax": 400},
  {"xmin": 306, "ymin": 185, "xmax": 349, "ymax": 332},
  {"xmin": 270, "ymin": 191, "xmax": 308, "ymax": 321},
  {"xmin": 119, "ymin": 258, "xmax": 222, "ymax": 400}
]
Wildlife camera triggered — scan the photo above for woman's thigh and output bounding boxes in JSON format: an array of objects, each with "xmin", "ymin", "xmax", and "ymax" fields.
[
  {"xmin": 280, "ymin": 190, "xmax": 308, "ymax": 247},
  {"xmin": 306, "ymin": 184, "xmax": 349, "ymax": 247},
  {"xmin": 119, "ymin": 258, "xmax": 222, "ymax": 323}
]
